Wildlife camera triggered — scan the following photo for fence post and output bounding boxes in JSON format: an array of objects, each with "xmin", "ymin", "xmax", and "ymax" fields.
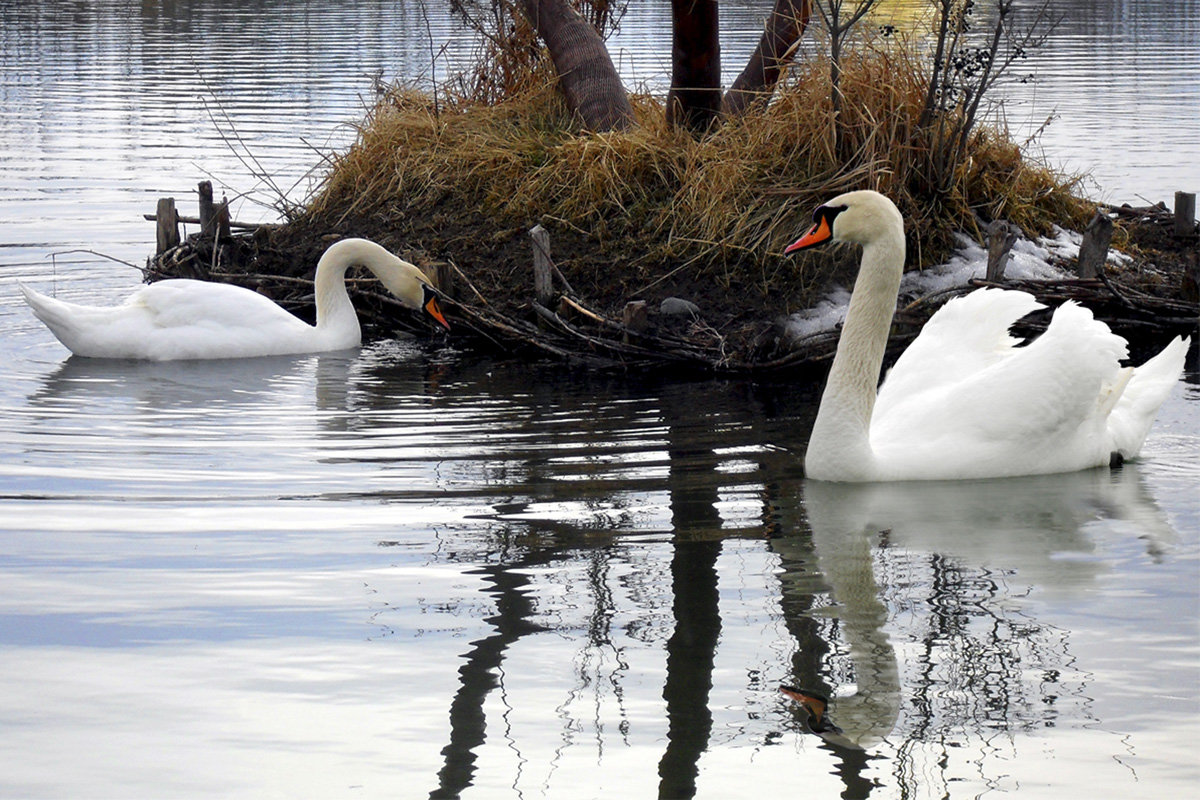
[
  {"xmin": 155, "ymin": 197, "xmax": 179, "ymax": 254},
  {"xmin": 1078, "ymin": 212, "xmax": 1113, "ymax": 279},
  {"xmin": 1175, "ymin": 191, "xmax": 1196, "ymax": 237}
]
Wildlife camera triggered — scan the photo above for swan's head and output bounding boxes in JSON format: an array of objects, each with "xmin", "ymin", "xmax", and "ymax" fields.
[
  {"xmin": 784, "ymin": 190, "xmax": 904, "ymax": 253},
  {"xmin": 333, "ymin": 239, "xmax": 450, "ymax": 330},
  {"xmin": 376, "ymin": 261, "xmax": 451, "ymax": 331}
]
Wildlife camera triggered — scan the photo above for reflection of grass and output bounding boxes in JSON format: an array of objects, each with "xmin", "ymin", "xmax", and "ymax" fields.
[{"xmin": 298, "ymin": 35, "xmax": 1088, "ymax": 327}]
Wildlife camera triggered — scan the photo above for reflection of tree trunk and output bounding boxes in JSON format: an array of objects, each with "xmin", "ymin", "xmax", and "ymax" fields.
[
  {"xmin": 722, "ymin": 0, "xmax": 813, "ymax": 116},
  {"xmin": 657, "ymin": 539, "xmax": 722, "ymax": 799},
  {"xmin": 667, "ymin": 0, "xmax": 722, "ymax": 132},
  {"xmin": 429, "ymin": 561, "xmax": 547, "ymax": 800},
  {"xmin": 657, "ymin": 429, "xmax": 723, "ymax": 799},
  {"xmin": 516, "ymin": 0, "xmax": 634, "ymax": 131}
]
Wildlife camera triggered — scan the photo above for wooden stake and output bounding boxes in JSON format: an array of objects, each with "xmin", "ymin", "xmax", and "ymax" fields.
[
  {"xmin": 216, "ymin": 195, "xmax": 232, "ymax": 241},
  {"xmin": 154, "ymin": 197, "xmax": 179, "ymax": 255},
  {"xmin": 198, "ymin": 180, "xmax": 216, "ymax": 238},
  {"xmin": 621, "ymin": 300, "xmax": 648, "ymax": 344},
  {"xmin": 1078, "ymin": 212, "xmax": 1113, "ymax": 279},
  {"xmin": 530, "ymin": 224, "xmax": 555, "ymax": 305},
  {"xmin": 985, "ymin": 219, "xmax": 1018, "ymax": 282},
  {"xmin": 1182, "ymin": 250, "xmax": 1199, "ymax": 304},
  {"xmin": 1175, "ymin": 191, "xmax": 1196, "ymax": 237}
]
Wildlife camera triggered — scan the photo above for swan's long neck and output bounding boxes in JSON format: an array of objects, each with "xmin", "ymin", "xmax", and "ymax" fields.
[
  {"xmin": 806, "ymin": 233, "xmax": 904, "ymax": 480},
  {"xmin": 312, "ymin": 247, "xmax": 360, "ymax": 336}
]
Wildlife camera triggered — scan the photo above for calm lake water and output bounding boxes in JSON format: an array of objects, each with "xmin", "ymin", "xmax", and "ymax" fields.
[{"xmin": 1, "ymin": 1, "xmax": 1197, "ymax": 798}]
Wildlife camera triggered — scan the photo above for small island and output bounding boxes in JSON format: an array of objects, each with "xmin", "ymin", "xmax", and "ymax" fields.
[{"xmin": 145, "ymin": 0, "xmax": 1198, "ymax": 372}]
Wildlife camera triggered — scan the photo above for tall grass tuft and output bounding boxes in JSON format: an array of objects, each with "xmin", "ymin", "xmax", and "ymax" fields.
[{"xmin": 303, "ymin": 36, "xmax": 1089, "ymax": 320}]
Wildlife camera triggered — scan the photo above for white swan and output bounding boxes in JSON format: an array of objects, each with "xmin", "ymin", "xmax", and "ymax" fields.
[
  {"xmin": 20, "ymin": 238, "xmax": 449, "ymax": 360},
  {"xmin": 785, "ymin": 190, "xmax": 1189, "ymax": 482}
]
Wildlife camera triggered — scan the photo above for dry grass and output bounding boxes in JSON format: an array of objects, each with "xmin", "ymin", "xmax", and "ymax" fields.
[{"xmin": 302, "ymin": 38, "xmax": 1090, "ymax": 326}]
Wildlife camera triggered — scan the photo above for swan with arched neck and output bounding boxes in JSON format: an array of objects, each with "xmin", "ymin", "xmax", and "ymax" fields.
[
  {"xmin": 786, "ymin": 190, "xmax": 1188, "ymax": 482},
  {"xmin": 20, "ymin": 238, "xmax": 449, "ymax": 360}
]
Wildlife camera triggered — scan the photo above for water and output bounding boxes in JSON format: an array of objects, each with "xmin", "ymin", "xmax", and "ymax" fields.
[{"xmin": 1, "ymin": 2, "xmax": 1198, "ymax": 798}]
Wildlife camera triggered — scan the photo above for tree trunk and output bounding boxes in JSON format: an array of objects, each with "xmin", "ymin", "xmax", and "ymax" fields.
[
  {"xmin": 517, "ymin": 0, "xmax": 634, "ymax": 132},
  {"xmin": 666, "ymin": 0, "xmax": 722, "ymax": 133},
  {"xmin": 722, "ymin": 0, "xmax": 812, "ymax": 116}
]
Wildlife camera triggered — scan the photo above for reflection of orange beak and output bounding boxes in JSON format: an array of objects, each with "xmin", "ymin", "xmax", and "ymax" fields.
[
  {"xmin": 779, "ymin": 686, "xmax": 826, "ymax": 719},
  {"xmin": 425, "ymin": 295, "xmax": 450, "ymax": 330},
  {"xmin": 784, "ymin": 216, "xmax": 833, "ymax": 254}
]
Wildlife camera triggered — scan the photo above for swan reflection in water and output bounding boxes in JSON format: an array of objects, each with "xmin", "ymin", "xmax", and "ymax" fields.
[
  {"xmin": 773, "ymin": 465, "xmax": 1176, "ymax": 757},
  {"xmin": 26, "ymin": 351, "xmax": 351, "ymax": 410},
  {"xmin": 24, "ymin": 339, "xmax": 441, "ymax": 415}
]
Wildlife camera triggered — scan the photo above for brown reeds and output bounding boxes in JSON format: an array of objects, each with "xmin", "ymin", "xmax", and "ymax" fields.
[
  {"xmin": 209, "ymin": 26, "xmax": 1104, "ymax": 369},
  {"xmin": 304, "ymin": 38, "xmax": 1087, "ymax": 325}
]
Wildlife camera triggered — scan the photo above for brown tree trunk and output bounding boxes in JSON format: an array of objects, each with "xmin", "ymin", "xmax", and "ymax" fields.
[
  {"xmin": 666, "ymin": 0, "xmax": 722, "ymax": 133},
  {"xmin": 517, "ymin": 0, "xmax": 634, "ymax": 132},
  {"xmin": 721, "ymin": 0, "xmax": 812, "ymax": 117}
]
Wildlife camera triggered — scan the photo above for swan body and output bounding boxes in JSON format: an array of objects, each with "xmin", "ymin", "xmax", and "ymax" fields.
[
  {"xmin": 786, "ymin": 190, "xmax": 1189, "ymax": 482},
  {"xmin": 20, "ymin": 238, "xmax": 448, "ymax": 360}
]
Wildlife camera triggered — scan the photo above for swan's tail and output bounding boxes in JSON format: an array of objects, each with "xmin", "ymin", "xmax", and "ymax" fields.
[
  {"xmin": 18, "ymin": 282, "xmax": 95, "ymax": 355},
  {"xmin": 1108, "ymin": 336, "xmax": 1190, "ymax": 459},
  {"xmin": 19, "ymin": 282, "xmax": 72, "ymax": 332}
]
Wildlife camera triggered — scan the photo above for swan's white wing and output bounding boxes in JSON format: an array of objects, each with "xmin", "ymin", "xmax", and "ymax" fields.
[
  {"xmin": 132, "ymin": 280, "xmax": 320, "ymax": 359},
  {"xmin": 871, "ymin": 301, "xmax": 1131, "ymax": 478},
  {"xmin": 874, "ymin": 289, "xmax": 1043, "ymax": 421},
  {"xmin": 134, "ymin": 280, "xmax": 307, "ymax": 330}
]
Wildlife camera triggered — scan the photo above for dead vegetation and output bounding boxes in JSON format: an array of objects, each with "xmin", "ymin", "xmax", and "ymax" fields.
[{"xmin": 304, "ymin": 43, "xmax": 1088, "ymax": 319}]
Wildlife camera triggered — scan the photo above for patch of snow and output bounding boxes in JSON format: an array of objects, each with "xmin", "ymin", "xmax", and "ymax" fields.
[
  {"xmin": 1008, "ymin": 237, "xmax": 1068, "ymax": 281},
  {"xmin": 785, "ymin": 286, "xmax": 852, "ymax": 338},
  {"xmin": 891, "ymin": 230, "xmax": 1070, "ymax": 300},
  {"xmin": 781, "ymin": 226, "xmax": 1121, "ymax": 341},
  {"xmin": 1039, "ymin": 226, "xmax": 1081, "ymax": 261},
  {"xmin": 897, "ymin": 233, "xmax": 989, "ymax": 298}
]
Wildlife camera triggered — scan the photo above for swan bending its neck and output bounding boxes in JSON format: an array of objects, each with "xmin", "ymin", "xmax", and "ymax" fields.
[
  {"xmin": 307, "ymin": 238, "xmax": 450, "ymax": 349},
  {"xmin": 19, "ymin": 237, "xmax": 449, "ymax": 360},
  {"xmin": 785, "ymin": 190, "xmax": 1188, "ymax": 482}
]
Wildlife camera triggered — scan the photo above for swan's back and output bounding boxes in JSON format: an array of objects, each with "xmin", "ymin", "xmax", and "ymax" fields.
[
  {"xmin": 21, "ymin": 280, "xmax": 319, "ymax": 360},
  {"xmin": 869, "ymin": 290, "xmax": 1184, "ymax": 479}
]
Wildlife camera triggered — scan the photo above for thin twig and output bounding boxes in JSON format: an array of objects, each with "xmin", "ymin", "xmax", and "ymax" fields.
[
  {"xmin": 446, "ymin": 259, "xmax": 491, "ymax": 306},
  {"xmin": 47, "ymin": 249, "xmax": 141, "ymax": 270}
]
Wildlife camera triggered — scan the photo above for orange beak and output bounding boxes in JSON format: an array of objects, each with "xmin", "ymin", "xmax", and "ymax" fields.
[
  {"xmin": 784, "ymin": 215, "xmax": 833, "ymax": 254},
  {"xmin": 425, "ymin": 294, "xmax": 450, "ymax": 330}
]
